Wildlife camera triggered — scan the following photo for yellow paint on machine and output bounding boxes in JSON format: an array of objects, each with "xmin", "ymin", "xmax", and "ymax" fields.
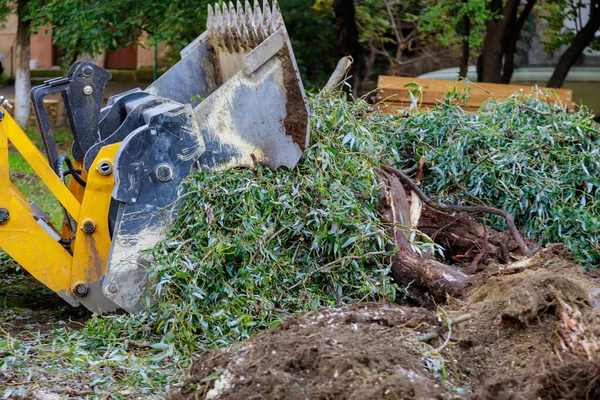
[
  {"xmin": 70, "ymin": 145, "xmax": 119, "ymax": 289},
  {"xmin": 3, "ymin": 113, "xmax": 81, "ymax": 218},
  {"xmin": 0, "ymin": 188, "xmax": 79, "ymax": 306},
  {"xmin": 0, "ymin": 108, "xmax": 120, "ymax": 307}
]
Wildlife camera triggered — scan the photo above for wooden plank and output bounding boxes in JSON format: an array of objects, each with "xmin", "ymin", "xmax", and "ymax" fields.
[{"xmin": 377, "ymin": 76, "xmax": 575, "ymax": 112}]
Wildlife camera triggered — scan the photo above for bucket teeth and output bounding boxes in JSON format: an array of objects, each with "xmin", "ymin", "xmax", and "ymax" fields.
[
  {"xmin": 270, "ymin": 0, "xmax": 284, "ymax": 33},
  {"xmin": 207, "ymin": 0, "xmax": 283, "ymax": 50},
  {"xmin": 262, "ymin": 0, "xmax": 272, "ymax": 32},
  {"xmin": 207, "ymin": 4, "xmax": 214, "ymax": 30},
  {"xmin": 214, "ymin": 4, "xmax": 222, "ymax": 31}
]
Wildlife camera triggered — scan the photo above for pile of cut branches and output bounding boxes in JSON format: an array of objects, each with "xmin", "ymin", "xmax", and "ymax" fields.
[
  {"xmin": 146, "ymin": 95, "xmax": 403, "ymax": 350},
  {"xmin": 387, "ymin": 91, "xmax": 600, "ymax": 267}
]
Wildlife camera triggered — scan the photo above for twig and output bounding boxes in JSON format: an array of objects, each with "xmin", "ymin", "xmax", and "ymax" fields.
[
  {"xmin": 264, "ymin": 223, "xmax": 293, "ymax": 246},
  {"xmin": 313, "ymin": 250, "xmax": 390, "ymax": 274},
  {"xmin": 322, "ymin": 56, "xmax": 353, "ymax": 93},
  {"xmin": 416, "ymin": 313, "xmax": 471, "ymax": 343},
  {"xmin": 124, "ymin": 339, "xmax": 152, "ymax": 349},
  {"xmin": 254, "ymin": 305, "xmax": 292, "ymax": 315},
  {"xmin": 325, "ymin": 273, "xmax": 342, "ymax": 305},
  {"xmin": 415, "ymin": 156, "xmax": 427, "ymax": 184},
  {"xmin": 402, "ymin": 165, "xmax": 418, "ymax": 175},
  {"xmin": 519, "ymin": 104, "xmax": 551, "ymax": 116},
  {"xmin": 450, "ymin": 173, "xmax": 486, "ymax": 206},
  {"xmin": 383, "ymin": 165, "xmax": 533, "ymax": 257},
  {"xmin": 459, "ymin": 149, "xmax": 499, "ymax": 185}
]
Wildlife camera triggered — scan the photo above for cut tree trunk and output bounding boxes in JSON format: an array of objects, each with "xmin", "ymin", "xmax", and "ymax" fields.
[
  {"xmin": 377, "ymin": 170, "xmax": 467, "ymax": 304},
  {"xmin": 417, "ymin": 209, "xmax": 529, "ymax": 267},
  {"xmin": 547, "ymin": 0, "xmax": 600, "ymax": 88},
  {"xmin": 14, "ymin": 13, "xmax": 30, "ymax": 128},
  {"xmin": 376, "ymin": 163, "xmax": 539, "ymax": 305}
]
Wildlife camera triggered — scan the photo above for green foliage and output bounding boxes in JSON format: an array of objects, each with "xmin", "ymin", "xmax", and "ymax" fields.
[
  {"xmin": 0, "ymin": 0, "xmax": 11, "ymax": 21},
  {"xmin": 24, "ymin": 0, "xmax": 336, "ymax": 87},
  {"xmin": 146, "ymin": 94, "xmax": 396, "ymax": 350},
  {"xmin": 84, "ymin": 94, "xmax": 401, "ymax": 355},
  {"xmin": 26, "ymin": 0, "xmax": 165, "ymax": 64},
  {"xmin": 388, "ymin": 89, "xmax": 600, "ymax": 266},
  {"xmin": 1, "ymin": 93, "xmax": 401, "ymax": 396},
  {"xmin": 540, "ymin": 0, "xmax": 600, "ymax": 53},
  {"xmin": 313, "ymin": 0, "xmax": 491, "ymax": 64},
  {"xmin": 3, "ymin": 89, "xmax": 600, "ymax": 397}
]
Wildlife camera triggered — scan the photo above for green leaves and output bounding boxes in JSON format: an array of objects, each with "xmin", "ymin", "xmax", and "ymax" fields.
[
  {"xmin": 131, "ymin": 93, "xmax": 403, "ymax": 351},
  {"xmin": 388, "ymin": 90, "xmax": 600, "ymax": 267},
  {"xmin": 540, "ymin": 0, "xmax": 600, "ymax": 53}
]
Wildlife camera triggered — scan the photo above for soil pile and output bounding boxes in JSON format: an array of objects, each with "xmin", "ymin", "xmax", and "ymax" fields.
[
  {"xmin": 171, "ymin": 303, "xmax": 449, "ymax": 400},
  {"xmin": 171, "ymin": 250, "xmax": 600, "ymax": 399},
  {"xmin": 457, "ymin": 247, "xmax": 600, "ymax": 399}
]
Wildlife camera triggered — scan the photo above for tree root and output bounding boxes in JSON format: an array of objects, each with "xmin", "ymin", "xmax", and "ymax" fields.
[{"xmin": 383, "ymin": 165, "xmax": 533, "ymax": 257}]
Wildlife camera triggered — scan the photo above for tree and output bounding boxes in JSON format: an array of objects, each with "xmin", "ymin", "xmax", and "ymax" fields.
[
  {"xmin": 27, "ymin": 0, "xmax": 339, "ymax": 90},
  {"xmin": 544, "ymin": 0, "xmax": 600, "ymax": 88},
  {"xmin": 333, "ymin": 0, "xmax": 361, "ymax": 94},
  {"xmin": 477, "ymin": 0, "xmax": 537, "ymax": 83},
  {"xmin": 27, "ymin": 0, "xmax": 163, "ymax": 64},
  {"xmin": 314, "ymin": 0, "xmax": 491, "ymax": 91},
  {"xmin": 476, "ymin": 0, "xmax": 600, "ymax": 88},
  {"xmin": 0, "ymin": 0, "xmax": 31, "ymax": 128},
  {"xmin": 26, "ymin": 0, "xmax": 173, "ymax": 127}
]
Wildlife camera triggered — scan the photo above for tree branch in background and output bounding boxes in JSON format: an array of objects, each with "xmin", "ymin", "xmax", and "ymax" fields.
[{"xmin": 547, "ymin": 0, "xmax": 600, "ymax": 88}]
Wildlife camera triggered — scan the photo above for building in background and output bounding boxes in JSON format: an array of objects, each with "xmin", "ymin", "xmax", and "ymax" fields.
[{"xmin": 0, "ymin": 13, "xmax": 167, "ymax": 77}]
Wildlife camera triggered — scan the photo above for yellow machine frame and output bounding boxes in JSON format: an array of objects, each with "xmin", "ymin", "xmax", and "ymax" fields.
[{"xmin": 0, "ymin": 106, "xmax": 119, "ymax": 311}]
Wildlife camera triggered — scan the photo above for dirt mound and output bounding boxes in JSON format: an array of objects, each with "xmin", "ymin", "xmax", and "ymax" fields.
[
  {"xmin": 171, "ymin": 253, "xmax": 600, "ymax": 399},
  {"xmin": 455, "ymin": 251, "xmax": 600, "ymax": 399},
  {"xmin": 170, "ymin": 303, "xmax": 453, "ymax": 399},
  {"xmin": 454, "ymin": 252, "xmax": 599, "ymax": 384}
]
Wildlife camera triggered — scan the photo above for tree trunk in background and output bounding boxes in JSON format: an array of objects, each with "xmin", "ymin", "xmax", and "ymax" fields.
[
  {"xmin": 478, "ymin": 0, "xmax": 519, "ymax": 83},
  {"xmin": 334, "ymin": 0, "xmax": 361, "ymax": 95},
  {"xmin": 14, "ymin": 11, "xmax": 30, "ymax": 128},
  {"xmin": 548, "ymin": 0, "xmax": 600, "ymax": 88},
  {"xmin": 501, "ymin": 0, "xmax": 536, "ymax": 84},
  {"xmin": 459, "ymin": 9, "xmax": 470, "ymax": 79}
]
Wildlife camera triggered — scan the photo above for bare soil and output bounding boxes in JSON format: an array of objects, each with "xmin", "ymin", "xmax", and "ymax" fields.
[
  {"xmin": 171, "ymin": 248, "xmax": 600, "ymax": 399},
  {"xmin": 0, "ymin": 270, "xmax": 90, "ymax": 335}
]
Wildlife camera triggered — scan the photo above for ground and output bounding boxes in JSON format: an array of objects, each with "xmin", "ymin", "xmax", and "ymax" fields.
[
  {"xmin": 2, "ymin": 240, "xmax": 600, "ymax": 399},
  {"xmin": 170, "ymin": 248, "xmax": 600, "ymax": 399}
]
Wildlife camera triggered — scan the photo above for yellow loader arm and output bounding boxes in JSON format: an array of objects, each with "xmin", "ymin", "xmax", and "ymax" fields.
[{"xmin": 0, "ymin": 106, "xmax": 120, "ymax": 312}]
